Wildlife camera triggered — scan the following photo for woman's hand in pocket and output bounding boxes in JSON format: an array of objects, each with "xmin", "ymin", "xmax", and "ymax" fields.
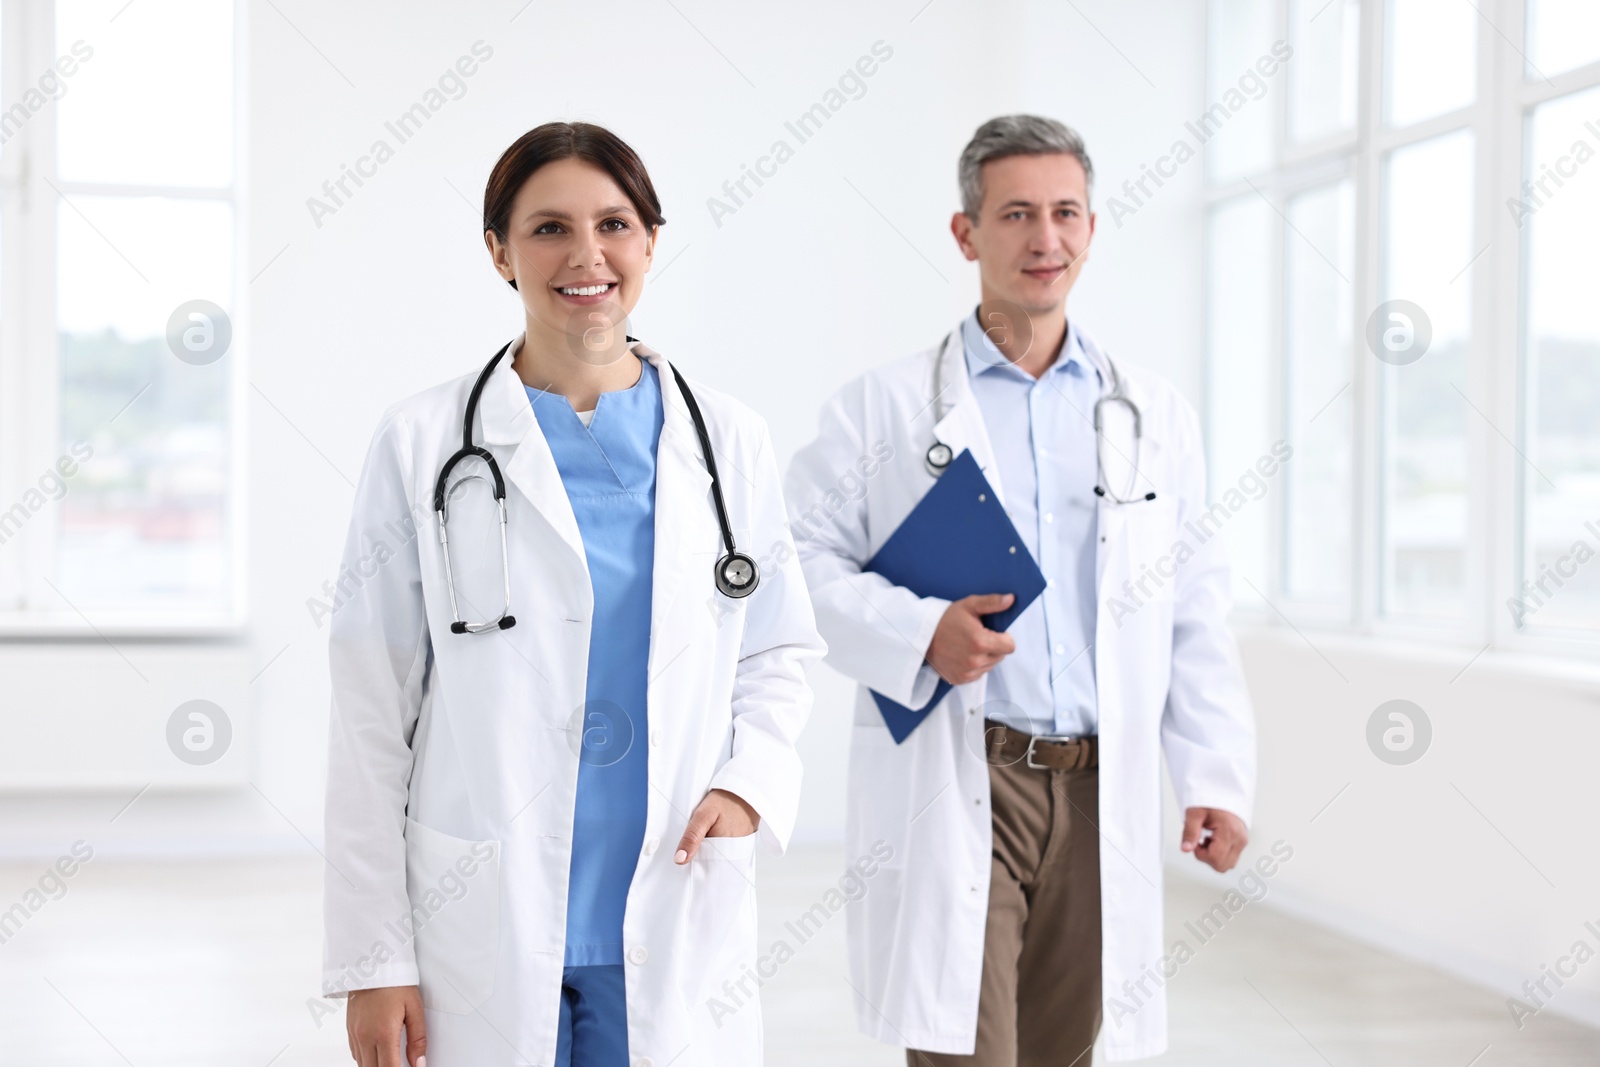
[
  {"xmin": 674, "ymin": 788, "xmax": 760, "ymax": 863},
  {"xmin": 346, "ymin": 984, "xmax": 426, "ymax": 1067}
]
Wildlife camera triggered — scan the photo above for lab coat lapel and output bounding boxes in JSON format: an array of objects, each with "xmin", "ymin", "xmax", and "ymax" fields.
[
  {"xmin": 928, "ymin": 326, "xmax": 1005, "ymax": 508},
  {"xmin": 637, "ymin": 349, "xmax": 714, "ymax": 651},
  {"xmin": 476, "ymin": 338, "xmax": 587, "ymax": 568}
]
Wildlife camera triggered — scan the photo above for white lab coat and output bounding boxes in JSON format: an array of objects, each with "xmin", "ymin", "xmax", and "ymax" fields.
[
  {"xmin": 783, "ymin": 322, "xmax": 1256, "ymax": 1061},
  {"xmin": 321, "ymin": 338, "xmax": 826, "ymax": 1067}
]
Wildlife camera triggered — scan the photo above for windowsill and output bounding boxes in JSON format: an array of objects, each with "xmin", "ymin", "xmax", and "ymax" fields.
[
  {"xmin": 0, "ymin": 615, "xmax": 247, "ymax": 641},
  {"xmin": 1230, "ymin": 616, "xmax": 1600, "ymax": 695}
]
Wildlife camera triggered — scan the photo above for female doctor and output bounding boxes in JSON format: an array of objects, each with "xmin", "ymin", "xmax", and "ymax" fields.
[{"xmin": 322, "ymin": 122, "xmax": 825, "ymax": 1067}]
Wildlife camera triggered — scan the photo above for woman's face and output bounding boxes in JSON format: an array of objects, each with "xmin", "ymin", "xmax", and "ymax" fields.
[{"xmin": 488, "ymin": 156, "xmax": 656, "ymax": 352}]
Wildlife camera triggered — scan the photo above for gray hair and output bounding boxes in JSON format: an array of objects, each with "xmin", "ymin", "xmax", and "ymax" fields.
[{"xmin": 958, "ymin": 115, "xmax": 1094, "ymax": 218}]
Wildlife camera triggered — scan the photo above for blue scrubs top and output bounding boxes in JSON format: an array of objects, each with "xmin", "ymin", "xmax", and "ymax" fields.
[{"xmin": 526, "ymin": 358, "xmax": 663, "ymax": 967}]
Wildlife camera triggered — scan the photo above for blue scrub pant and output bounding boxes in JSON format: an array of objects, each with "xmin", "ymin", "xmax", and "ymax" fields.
[{"xmin": 555, "ymin": 964, "xmax": 629, "ymax": 1067}]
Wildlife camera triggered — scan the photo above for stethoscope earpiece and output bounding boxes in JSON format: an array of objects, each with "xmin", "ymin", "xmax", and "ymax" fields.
[{"xmin": 1093, "ymin": 486, "xmax": 1158, "ymax": 502}]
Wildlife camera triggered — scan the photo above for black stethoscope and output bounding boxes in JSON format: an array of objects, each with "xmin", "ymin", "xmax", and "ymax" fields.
[
  {"xmin": 922, "ymin": 328, "xmax": 1157, "ymax": 504},
  {"xmin": 433, "ymin": 339, "xmax": 759, "ymax": 635}
]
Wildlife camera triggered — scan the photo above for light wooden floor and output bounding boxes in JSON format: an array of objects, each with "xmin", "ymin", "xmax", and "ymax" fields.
[{"xmin": 0, "ymin": 843, "xmax": 1593, "ymax": 1065}]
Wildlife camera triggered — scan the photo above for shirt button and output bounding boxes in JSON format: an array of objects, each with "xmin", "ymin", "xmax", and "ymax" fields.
[
  {"xmin": 644, "ymin": 837, "xmax": 659, "ymax": 855},
  {"xmin": 629, "ymin": 946, "xmax": 649, "ymax": 965},
  {"xmin": 1055, "ymin": 644, "xmax": 1065, "ymax": 655}
]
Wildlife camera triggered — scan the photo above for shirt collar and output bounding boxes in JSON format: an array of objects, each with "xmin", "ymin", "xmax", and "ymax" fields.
[{"xmin": 960, "ymin": 308, "xmax": 1094, "ymax": 384}]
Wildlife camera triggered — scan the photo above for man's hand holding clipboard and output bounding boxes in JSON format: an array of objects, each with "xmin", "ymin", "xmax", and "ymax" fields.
[{"xmin": 862, "ymin": 448, "xmax": 1046, "ymax": 742}]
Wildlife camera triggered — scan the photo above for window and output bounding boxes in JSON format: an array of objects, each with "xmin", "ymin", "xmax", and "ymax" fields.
[
  {"xmin": 1204, "ymin": 195, "xmax": 1276, "ymax": 609},
  {"xmin": 1384, "ymin": 0, "xmax": 1475, "ymax": 127},
  {"xmin": 0, "ymin": 0, "xmax": 244, "ymax": 633},
  {"xmin": 1286, "ymin": 0, "xmax": 1358, "ymax": 145},
  {"xmin": 1520, "ymin": 83, "xmax": 1600, "ymax": 632},
  {"xmin": 1283, "ymin": 179, "xmax": 1353, "ymax": 605},
  {"xmin": 1379, "ymin": 130, "xmax": 1472, "ymax": 620},
  {"xmin": 1203, "ymin": 0, "xmax": 1600, "ymax": 649}
]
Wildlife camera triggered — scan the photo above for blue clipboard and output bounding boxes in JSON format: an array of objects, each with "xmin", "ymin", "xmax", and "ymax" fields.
[{"xmin": 863, "ymin": 449, "xmax": 1046, "ymax": 743}]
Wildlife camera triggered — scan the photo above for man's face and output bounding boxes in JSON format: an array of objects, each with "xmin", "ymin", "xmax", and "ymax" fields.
[{"xmin": 951, "ymin": 152, "xmax": 1095, "ymax": 315}]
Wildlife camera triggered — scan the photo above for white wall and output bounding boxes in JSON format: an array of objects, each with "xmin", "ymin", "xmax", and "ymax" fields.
[
  {"xmin": 4, "ymin": 0, "xmax": 1592, "ymax": 1034},
  {"xmin": 0, "ymin": 0, "xmax": 1211, "ymax": 853},
  {"xmin": 1171, "ymin": 627, "xmax": 1600, "ymax": 1028}
]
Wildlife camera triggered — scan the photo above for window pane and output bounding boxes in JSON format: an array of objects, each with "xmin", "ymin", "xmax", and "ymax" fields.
[
  {"xmin": 1206, "ymin": 0, "xmax": 1277, "ymax": 182},
  {"xmin": 1386, "ymin": 0, "xmax": 1476, "ymax": 127},
  {"xmin": 1519, "ymin": 86, "xmax": 1600, "ymax": 631},
  {"xmin": 57, "ymin": 0, "xmax": 233, "ymax": 187},
  {"xmin": 56, "ymin": 196, "xmax": 234, "ymax": 618},
  {"xmin": 1526, "ymin": 0, "xmax": 1600, "ymax": 79},
  {"xmin": 1284, "ymin": 180, "xmax": 1354, "ymax": 604},
  {"xmin": 1206, "ymin": 196, "xmax": 1276, "ymax": 608},
  {"xmin": 1379, "ymin": 131, "xmax": 1474, "ymax": 620},
  {"xmin": 1288, "ymin": 0, "xmax": 1359, "ymax": 143}
]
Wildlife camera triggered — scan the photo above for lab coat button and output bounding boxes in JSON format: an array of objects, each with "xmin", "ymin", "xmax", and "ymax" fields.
[
  {"xmin": 629, "ymin": 945, "xmax": 649, "ymax": 965},
  {"xmin": 650, "ymin": 730, "xmax": 660, "ymax": 747},
  {"xmin": 637, "ymin": 1058, "xmax": 654, "ymax": 1067},
  {"xmin": 644, "ymin": 837, "xmax": 659, "ymax": 855}
]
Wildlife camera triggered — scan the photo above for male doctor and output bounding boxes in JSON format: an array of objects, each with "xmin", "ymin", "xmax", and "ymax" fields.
[{"xmin": 784, "ymin": 115, "xmax": 1257, "ymax": 1064}]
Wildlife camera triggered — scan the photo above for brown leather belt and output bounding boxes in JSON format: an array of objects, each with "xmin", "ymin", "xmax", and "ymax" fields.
[{"xmin": 984, "ymin": 719, "xmax": 1098, "ymax": 771}]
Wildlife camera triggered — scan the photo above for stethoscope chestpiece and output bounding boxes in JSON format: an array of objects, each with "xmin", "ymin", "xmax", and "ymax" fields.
[
  {"xmin": 715, "ymin": 552, "xmax": 760, "ymax": 599},
  {"xmin": 924, "ymin": 441, "xmax": 953, "ymax": 478}
]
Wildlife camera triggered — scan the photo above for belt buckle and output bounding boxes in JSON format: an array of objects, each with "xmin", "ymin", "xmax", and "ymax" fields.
[{"xmin": 1024, "ymin": 733, "xmax": 1078, "ymax": 770}]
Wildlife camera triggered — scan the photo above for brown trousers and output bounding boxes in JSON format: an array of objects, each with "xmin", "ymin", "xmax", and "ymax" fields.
[{"xmin": 907, "ymin": 730, "xmax": 1103, "ymax": 1067}]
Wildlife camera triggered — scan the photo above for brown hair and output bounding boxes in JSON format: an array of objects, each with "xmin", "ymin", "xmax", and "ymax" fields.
[{"xmin": 483, "ymin": 122, "xmax": 666, "ymax": 290}]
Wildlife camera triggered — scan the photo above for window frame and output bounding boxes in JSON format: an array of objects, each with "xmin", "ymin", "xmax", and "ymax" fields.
[
  {"xmin": 0, "ymin": 0, "xmax": 249, "ymax": 637},
  {"xmin": 1202, "ymin": 0, "xmax": 1600, "ymax": 656}
]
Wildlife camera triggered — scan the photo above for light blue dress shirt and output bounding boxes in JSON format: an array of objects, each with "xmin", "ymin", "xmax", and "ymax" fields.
[
  {"xmin": 961, "ymin": 310, "xmax": 1100, "ymax": 738},
  {"xmin": 527, "ymin": 358, "xmax": 663, "ymax": 967}
]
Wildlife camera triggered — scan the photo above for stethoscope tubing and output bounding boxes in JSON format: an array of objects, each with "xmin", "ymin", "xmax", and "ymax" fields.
[
  {"xmin": 923, "ymin": 326, "xmax": 1155, "ymax": 504},
  {"xmin": 435, "ymin": 338, "xmax": 758, "ymax": 635}
]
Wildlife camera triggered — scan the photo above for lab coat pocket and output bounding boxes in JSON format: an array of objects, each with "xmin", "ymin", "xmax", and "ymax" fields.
[
  {"xmin": 403, "ymin": 817, "xmax": 501, "ymax": 1014},
  {"xmin": 679, "ymin": 831, "xmax": 758, "ymax": 1006},
  {"xmin": 1120, "ymin": 500, "xmax": 1180, "ymax": 604}
]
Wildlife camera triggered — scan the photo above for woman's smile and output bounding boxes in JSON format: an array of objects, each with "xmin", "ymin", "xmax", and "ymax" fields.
[{"xmin": 554, "ymin": 279, "xmax": 619, "ymax": 305}]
